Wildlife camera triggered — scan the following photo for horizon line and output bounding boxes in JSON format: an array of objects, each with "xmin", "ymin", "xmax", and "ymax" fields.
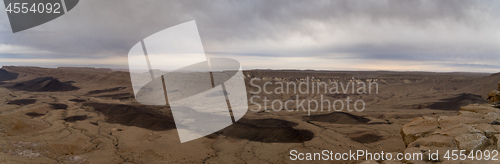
[{"xmin": 1, "ymin": 65, "xmax": 496, "ymax": 74}]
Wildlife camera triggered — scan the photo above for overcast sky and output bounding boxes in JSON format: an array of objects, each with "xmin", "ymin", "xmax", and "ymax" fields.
[{"xmin": 0, "ymin": 0, "xmax": 499, "ymax": 72}]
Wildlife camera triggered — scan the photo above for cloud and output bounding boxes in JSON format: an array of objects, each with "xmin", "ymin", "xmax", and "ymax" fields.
[{"xmin": 0, "ymin": 0, "xmax": 499, "ymax": 72}]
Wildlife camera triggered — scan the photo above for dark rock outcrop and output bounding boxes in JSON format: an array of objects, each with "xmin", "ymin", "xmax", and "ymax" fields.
[
  {"xmin": 9, "ymin": 77, "xmax": 79, "ymax": 92},
  {"xmin": 0, "ymin": 69, "xmax": 18, "ymax": 81}
]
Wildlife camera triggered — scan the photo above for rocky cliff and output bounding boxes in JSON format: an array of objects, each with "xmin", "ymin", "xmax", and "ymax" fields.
[
  {"xmin": 487, "ymin": 82, "xmax": 500, "ymax": 103},
  {"xmin": 400, "ymin": 82, "xmax": 500, "ymax": 163}
]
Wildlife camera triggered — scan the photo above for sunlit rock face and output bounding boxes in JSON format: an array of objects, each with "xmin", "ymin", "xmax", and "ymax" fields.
[
  {"xmin": 401, "ymin": 104, "xmax": 500, "ymax": 163},
  {"xmin": 398, "ymin": 84, "xmax": 500, "ymax": 163},
  {"xmin": 488, "ymin": 82, "xmax": 500, "ymax": 103}
]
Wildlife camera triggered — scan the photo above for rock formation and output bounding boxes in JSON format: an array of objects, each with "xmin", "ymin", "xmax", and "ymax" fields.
[
  {"xmin": 0, "ymin": 69, "xmax": 18, "ymax": 81},
  {"xmin": 400, "ymin": 104, "xmax": 500, "ymax": 163},
  {"xmin": 488, "ymin": 82, "xmax": 500, "ymax": 103},
  {"xmin": 401, "ymin": 83, "xmax": 500, "ymax": 163},
  {"xmin": 9, "ymin": 77, "xmax": 79, "ymax": 92}
]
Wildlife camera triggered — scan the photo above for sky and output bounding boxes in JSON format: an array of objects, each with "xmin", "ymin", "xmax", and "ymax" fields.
[{"xmin": 0, "ymin": 0, "xmax": 499, "ymax": 72}]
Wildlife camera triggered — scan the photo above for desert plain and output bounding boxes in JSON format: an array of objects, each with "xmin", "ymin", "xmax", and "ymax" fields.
[{"xmin": 0, "ymin": 66, "xmax": 499, "ymax": 163}]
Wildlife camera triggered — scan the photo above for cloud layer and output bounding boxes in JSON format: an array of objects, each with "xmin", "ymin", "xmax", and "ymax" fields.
[{"xmin": 0, "ymin": 0, "xmax": 499, "ymax": 72}]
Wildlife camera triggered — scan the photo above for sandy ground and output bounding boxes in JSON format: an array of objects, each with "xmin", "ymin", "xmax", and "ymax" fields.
[{"xmin": 0, "ymin": 66, "xmax": 499, "ymax": 163}]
